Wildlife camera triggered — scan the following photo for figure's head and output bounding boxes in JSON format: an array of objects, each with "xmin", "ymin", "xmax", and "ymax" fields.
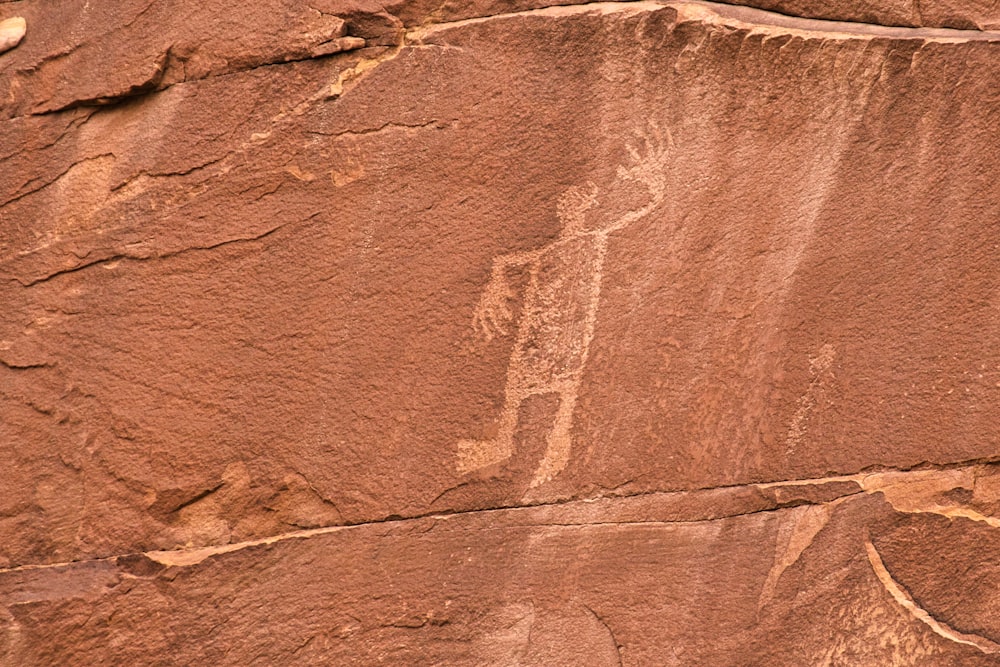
[{"xmin": 556, "ymin": 182, "xmax": 598, "ymax": 236}]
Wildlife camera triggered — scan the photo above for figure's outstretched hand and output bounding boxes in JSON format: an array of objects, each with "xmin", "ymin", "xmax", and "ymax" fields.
[
  {"xmin": 472, "ymin": 265, "xmax": 514, "ymax": 340},
  {"xmin": 616, "ymin": 121, "xmax": 672, "ymax": 199}
]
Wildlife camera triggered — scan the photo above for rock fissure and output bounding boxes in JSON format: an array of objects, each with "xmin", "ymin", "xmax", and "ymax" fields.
[
  {"xmin": 15, "ymin": 216, "xmax": 303, "ymax": 287},
  {"xmin": 865, "ymin": 540, "xmax": 1000, "ymax": 655},
  {"xmin": 0, "ymin": 359, "xmax": 51, "ymax": 371},
  {"xmin": 582, "ymin": 604, "xmax": 625, "ymax": 667},
  {"xmin": 307, "ymin": 119, "xmax": 450, "ymax": 139},
  {"xmin": 19, "ymin": 38, "xmax": 370, "ymax": 120},
  {"xmin": 1, "ymin": 152, "xmax": 116, "ymax": 209},
  {"xmin": 107, "ymin": 155, "xmax": 228, "ymax": 194},
  {"xmin": 2, "ymin": 460, "xmax": 997, "ymax": 574},
  {"xmin": 3, "ymin": 0, "xmax": 1000, "ymax": 659},
  {"xmin": 406, "ymin": 0, "xmax": 1000, "ymax": 41},
  {"xmin": 4, "ymin": 0, "xmax": 999, "ymax": 125}
]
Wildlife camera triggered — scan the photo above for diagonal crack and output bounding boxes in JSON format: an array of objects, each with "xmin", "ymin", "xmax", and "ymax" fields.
[
  {"xmin": 5, "ymin": 0, "xmax": 1000, "ymax": 125},
  {"xmin": 2, "ymin": 457, "xmax": 999, "ymax": 575},
  {"xmin": 405, "ymin": 0, "xmax": 1000, "ymax": 43},
  {"xmin": 19, "ymin": 38, "xmax": 371, "ymax": 121},
  {"xmin": 0, "ymin": 496, "xmax": 810, "ymax": 575},
  {"xmin": 15, "ymin": 215, "xmax": 305, "ymax": 288},
  {"xmin": 582, "ymin": 603, "xmax": 625, "ymax": 666},
  {"xmin": 1, "ymin": 153, "xmax": 115, "ymax": 209}
]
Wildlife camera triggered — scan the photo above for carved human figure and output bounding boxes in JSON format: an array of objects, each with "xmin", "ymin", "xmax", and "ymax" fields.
[{"xmin": 458, "ymin": 126, "xmax": 671, "ymax": 487}]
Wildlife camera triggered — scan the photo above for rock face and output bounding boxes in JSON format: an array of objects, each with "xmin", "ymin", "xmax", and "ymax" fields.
[
  {"xmin": 2, "ymin": 0, "xmax": 1000, "ymax": 664},
  {"xmin": 728, "ymin": 0, "xmax": 1000, "ymax": 29},
  {"xmin": 0, "ymin": 17, "xmax": 25, "ymax": 55}
]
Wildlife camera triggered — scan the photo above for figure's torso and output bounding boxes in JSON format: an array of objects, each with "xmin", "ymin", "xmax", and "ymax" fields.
[{"xmin": 507, "ymin": 233, "xmax": 608, "ymax": 391}]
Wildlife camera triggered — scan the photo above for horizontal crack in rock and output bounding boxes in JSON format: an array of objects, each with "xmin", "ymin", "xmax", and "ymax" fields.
[
  {"xmin": 3, "ymin": 458, "xmax": 999, "ymax": 575},
  {"xmin": 407, "ymin": 0, "xmax": 1000, "ymax": 42},
  {"xmin": 5, "ymin": 0, "xmax": 999, "ymax": 125},
  {"xmin": 15, "ymin": 218, "xmax": 299, "ymax": 287}
]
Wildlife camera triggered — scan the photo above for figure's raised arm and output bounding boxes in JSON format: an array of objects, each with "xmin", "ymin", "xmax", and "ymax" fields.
[{"xmin": 605, "ymin": 123, "xmax": 672, "ymax": 233}]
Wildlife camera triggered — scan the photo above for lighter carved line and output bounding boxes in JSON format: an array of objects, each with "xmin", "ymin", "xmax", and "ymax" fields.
[{"xmin": 457, "ymin": 123, "xmax": 671, "ymax": 490}]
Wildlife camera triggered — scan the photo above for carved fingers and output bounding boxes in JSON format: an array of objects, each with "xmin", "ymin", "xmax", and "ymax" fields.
[{"xmin": 616, "ymin": 121, "xmax": 672, "ymax": 195}]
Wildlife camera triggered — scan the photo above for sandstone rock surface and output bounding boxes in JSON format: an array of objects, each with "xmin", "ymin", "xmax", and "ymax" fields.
[
  {"xmin": 0, "ymin": 17, "xmax": 25, "ymax": 55},
  {"xmin": 2, "ymin": 0, "xmax": 1000, "ymax": 663},
  {"xmin": 728, "ymin": 0, "xmax": 1000, "ymax": 29},
  {"xmin": 674, "ymin": 0, "xmax": 1000, "ymax": 29}
]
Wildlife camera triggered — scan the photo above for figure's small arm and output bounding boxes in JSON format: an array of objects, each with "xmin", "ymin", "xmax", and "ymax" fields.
[
  {"xmin": 472, "ymin": 247, "xmax": 544, "ymax": 340},
  {"xmin": 472, "ymin": 123, "xmax": 670, "ymax": 339}
]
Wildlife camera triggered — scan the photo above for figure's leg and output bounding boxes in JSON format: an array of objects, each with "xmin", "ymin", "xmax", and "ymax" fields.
[
  {"xmin": 529, "ymin": 386, "xmax": 579, "ymax": 488},
  {"xmin": 456, "ymin": 387, "xmax": 521, "ymax": 474}
]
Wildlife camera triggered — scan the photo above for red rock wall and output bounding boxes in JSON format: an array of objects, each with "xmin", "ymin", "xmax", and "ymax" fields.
[{"xmin": 2, "ymin": 1, "xmax": 1000, "ymax": 664}]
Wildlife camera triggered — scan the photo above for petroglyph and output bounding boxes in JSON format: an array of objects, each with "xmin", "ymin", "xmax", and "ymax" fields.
[
  {"xmin": 458, "ymin": 125, "xmax": 671, "ymax": 487},
  {"xmin": 330, "ymin": 144, "xmax": 365, "ymax": 187},
  {"xmin": 785, "ymin": 343, "xmax": 835, "ymax": 454}
]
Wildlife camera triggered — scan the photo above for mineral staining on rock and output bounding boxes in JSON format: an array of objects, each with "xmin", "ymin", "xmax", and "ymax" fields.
[{"xmin": 2, "ymin": 0, "xmax": 1000, "ymax": 664}]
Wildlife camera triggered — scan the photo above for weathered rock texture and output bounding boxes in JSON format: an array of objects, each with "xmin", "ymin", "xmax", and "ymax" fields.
[
  {"xmin": 0, "ymin": 17, "xmax": 25, "ymax": 56},
  {"xmin": 2, "ymin": 0, "xmax": 999, "ymax": 664}
]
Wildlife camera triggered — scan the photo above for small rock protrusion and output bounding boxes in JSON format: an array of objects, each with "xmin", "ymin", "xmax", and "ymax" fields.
[
  {"xmin": 310, "ymin": 36, "xmax": 366, "ymax": 58},
  {"xmin": 0, "ymin": 16, "xmax": 26, "ymax": 55}
]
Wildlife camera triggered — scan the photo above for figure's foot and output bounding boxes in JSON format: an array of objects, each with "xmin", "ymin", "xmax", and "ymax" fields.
[
  {"xmin": 457, "ymin": 438, "xmax": 512, "ymax": 474},
  {"xmin": 528, "ymin": 427, "xmax": 572, "ymax": 488}
]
